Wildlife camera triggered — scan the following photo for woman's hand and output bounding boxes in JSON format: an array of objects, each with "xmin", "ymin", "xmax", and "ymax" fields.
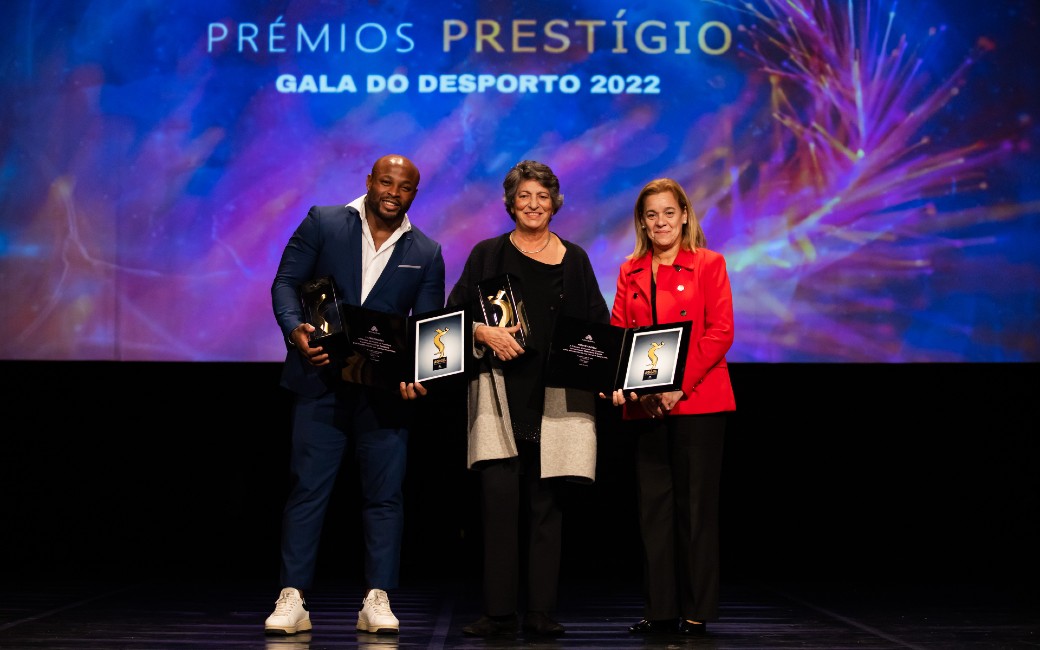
[
  {"xmin": 638, "ymin": 390, "xmax": 684, "ymax": 418},
  {"xmin": 598, "ymin": 388, "xmax": 637, "ymax": 406},
  {"xmin": 475, "ymin": 323, "xmax": 525, "ymax": 360}
]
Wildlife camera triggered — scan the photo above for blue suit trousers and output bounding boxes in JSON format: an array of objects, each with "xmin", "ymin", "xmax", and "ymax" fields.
[{"xmin": 279, "ymin": 386, "xmax": 409, "ymax": 591}]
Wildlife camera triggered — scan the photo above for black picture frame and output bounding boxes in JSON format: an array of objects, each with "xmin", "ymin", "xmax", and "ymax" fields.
[
  {"xmin": 340, "ymin": 304, "xmax": 470, "ymax": 390},
  {"xmin": 545, "ymin": 315, "xmax": 692, "ymax": 395},
  {"xmin": 411, "ymin": 305, "xmax": 469, "ymax": 384}
]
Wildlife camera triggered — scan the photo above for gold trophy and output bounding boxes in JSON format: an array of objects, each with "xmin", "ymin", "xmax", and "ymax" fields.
[
  {"xmin": 643, "ymin": 341, "xmax": 664, "ymax": 380},
  {"xmin": 476, "ymin": 273, "xmax": 531, "ymax": 349},
  {"xmin": 432, "ymin": 327, "xmax": 449, "ymax": 370},
  {"xmin": 299, "ymin": 276, "xmax": 346, "ymax": 354}
]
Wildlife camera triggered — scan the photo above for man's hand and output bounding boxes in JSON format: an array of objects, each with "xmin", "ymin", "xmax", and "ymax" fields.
[
  {"xmin": 399, "ymin": 381, "xmax": 428, "ymax": 400},
  {"xmin": 291, "ymin": 323, "xmax": 330, "ymax": 367}
]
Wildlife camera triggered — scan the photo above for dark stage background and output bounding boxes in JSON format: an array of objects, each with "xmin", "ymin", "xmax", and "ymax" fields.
[{"xmin": 4, "ymin": 361, "xmax": 1037, "ymax": 599}]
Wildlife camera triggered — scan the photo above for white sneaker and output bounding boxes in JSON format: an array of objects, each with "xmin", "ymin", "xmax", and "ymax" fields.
[
  {"xmin": 265, "ymin": 587, "xmax": 312, "ymax": 635},
  {"xmin": 356, "ymin": 588, "xmax": 400, "ymax": 634}
]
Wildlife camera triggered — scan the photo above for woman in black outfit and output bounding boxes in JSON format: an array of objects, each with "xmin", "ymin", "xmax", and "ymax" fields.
[{"xmin": 446, "ymin": 160, "xmax": 609, "ymax": 637}]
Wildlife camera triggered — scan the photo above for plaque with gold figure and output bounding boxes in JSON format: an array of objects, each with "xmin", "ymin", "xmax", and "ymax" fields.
[
  {"xmin": 411, "ymin": 306, "xmax": 468, "ymax": 383},
  {"xmin": 339, "ymin": 304, "xmax": 469, "ymax": 390},
  {"xmin": 475, "ymin": 273, "xmax": 531, "ymax": 350},
  {"xmin": 545, "ymin": 315, "xmax": 692, "ymax": 395}
]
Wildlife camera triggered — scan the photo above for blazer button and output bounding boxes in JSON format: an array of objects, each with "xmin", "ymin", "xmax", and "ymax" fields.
[
  {"xmin": 680, "ymin": 309, "xmax": 687, "ymax": 316},
  {"xmin": 633, "ymin": 293, "xmax": 639, "ymax": 299},
  {"xmin": 677, "ymin": 284, "xmax": 685, "ymax": 292}
]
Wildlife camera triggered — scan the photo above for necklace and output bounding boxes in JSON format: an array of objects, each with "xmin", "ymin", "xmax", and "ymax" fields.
[{"xmin": 510, "ymin": 231, "xmax": 552, "ymax": 254}]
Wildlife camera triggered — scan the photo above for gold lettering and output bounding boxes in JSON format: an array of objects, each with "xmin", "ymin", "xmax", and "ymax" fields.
[
  {"xmin": 475, "ymin": 19, "xmax": 504, "ymax": 53},
  {"xmin": 512, "ymin": 19, "xmax": 536, "ymax": 52},
  {"xmin": 612, "ymin": 10, "xmax": 628, "ymax": 53},
  {"xmin": 674, "ymin": 21, "xmax": 692, "ymax": 54},
  {"xmin": 443, "ymin": 19, "xmax": 466, "ymax": 52},
  {"xmin": 440, "ymin": 16, "xmax": 733, "ymax": 55},
  {"xmin": 544, "ymin": 19, "xmax": 569, "ymax": 53},
  {"xmin": 699, "ymin": 20, "xmax": 732, "ymax": 55},
  {"xmin": 635, "ymin": 20, "xmax": 666, "ymax": 53},
  {"xmin": 574, "ymin": 19, "xmax": 605, "ymax": 53}
]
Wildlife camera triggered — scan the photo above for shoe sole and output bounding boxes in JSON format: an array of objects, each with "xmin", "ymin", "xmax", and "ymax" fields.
[
  {"xmin": 264, "ymin": 621, "xmax": 312, "ymax": 635},
  {"xmin": 357, "ymin": 622, "xmax": 399, "ymax": 634}
]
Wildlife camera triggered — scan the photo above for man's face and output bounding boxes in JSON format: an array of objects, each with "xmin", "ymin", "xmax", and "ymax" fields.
[{"xmin": 365, "ymin": 158, "xmax": 419, "ymax": 224}]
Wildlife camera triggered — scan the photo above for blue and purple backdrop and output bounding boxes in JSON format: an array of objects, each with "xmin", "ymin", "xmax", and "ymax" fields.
[{"xmin": 2, "ymin": 0, "xmax": 1037, "ymax": 362}]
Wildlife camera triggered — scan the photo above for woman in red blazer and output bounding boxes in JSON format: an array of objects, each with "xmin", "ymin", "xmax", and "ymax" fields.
[{"xmin": 606, "ymin": 177, "xmax": 736, "ymax": 637}]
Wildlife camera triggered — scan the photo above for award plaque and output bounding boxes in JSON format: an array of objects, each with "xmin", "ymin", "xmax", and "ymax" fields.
[
  {"xmin": 544, "ymin": 316, "xmax": 626, "ymax": 393},
  {"xmin": 341, "ymin": 305, "xmax": 408, "ymax": 390},
  {"xmin": 339, "ymin": 304, "xmax": 470, "ymax": 390},
  {"xmin": 411, "ymin": 306, "xmax": 469, "ymax": 384},
  {"xmin": 619, "ymin": 323, "xmax": 692, "ymax": 394},
  {"xmin": 299, "ymin": 276, "xmax": 347, "ymax": 355},
  {"xmin": 545, "ymin": 315, "xmax": 692, "ymax": 395},
  {"xmin": 476, "ymin": 273, "xmax": 531, "ymax": 350}
]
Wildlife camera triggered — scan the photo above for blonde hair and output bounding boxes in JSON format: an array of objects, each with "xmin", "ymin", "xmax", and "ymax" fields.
[{"xmin": 628, "ymin": 178, "xmax": 706, "ymax": 259}]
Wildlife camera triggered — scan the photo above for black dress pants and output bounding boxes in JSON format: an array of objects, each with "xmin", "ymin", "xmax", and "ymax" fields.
[
  {"xmin": 479, "ymin": 440, "xmax": 563, "ymax": 616},
  {"xmin": 636, "ymin": 413, "xmax": 726, "ymax": 622}
]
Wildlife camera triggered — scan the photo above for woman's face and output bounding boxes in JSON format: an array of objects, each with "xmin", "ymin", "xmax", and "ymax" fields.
[
  {"xmin": 513, "ymin": 179, "xmax": 554, "ymax": 231},
  {"xmin": 642, "ymin": 190, "xmax": 686, "ymax": 252}
]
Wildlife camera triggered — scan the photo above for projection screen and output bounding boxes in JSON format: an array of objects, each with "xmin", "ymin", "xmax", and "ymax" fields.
[{"xmin": 2, "ymin": 0, "xmax": 1037, "ymax": 362}]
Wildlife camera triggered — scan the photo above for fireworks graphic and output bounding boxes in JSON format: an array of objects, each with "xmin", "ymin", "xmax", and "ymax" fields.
[
  {"xmin": 0, "ymin": 0, "xmax": 1035, "ymax": 362},
  {"xmin": 691, "ymin": 0, "xmax": 1039, "ymax": 360}
]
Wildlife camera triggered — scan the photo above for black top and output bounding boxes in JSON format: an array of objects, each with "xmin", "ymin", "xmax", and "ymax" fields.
[
  {"xmin": 650, "ymin": 273, "xmax": 658, "ymax": 325},
  {"xmin": 502, "ymin": 244, "xmax": 564, "ymax": 441},
  {"xmin": 446, "ymin": 231, "xmax": 610, "ymax": 443}
]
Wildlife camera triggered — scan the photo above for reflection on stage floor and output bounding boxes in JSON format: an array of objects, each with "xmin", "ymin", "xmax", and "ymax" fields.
[{"xmin": 1, "ymin": 578, "xmax": 1036, "ymax": 649}]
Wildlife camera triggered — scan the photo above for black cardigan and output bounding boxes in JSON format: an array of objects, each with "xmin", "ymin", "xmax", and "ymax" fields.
[{"xmin": 446, "ymin": 232, "xmax": 609, "ymax": 326}]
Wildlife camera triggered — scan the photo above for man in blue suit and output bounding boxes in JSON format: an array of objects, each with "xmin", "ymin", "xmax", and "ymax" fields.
[{"xmin": 266, "ymin": 154, "xmax": 445, "ymax": 636}]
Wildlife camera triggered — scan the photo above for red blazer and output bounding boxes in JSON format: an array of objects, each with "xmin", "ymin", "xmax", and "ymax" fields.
[{"xmin": 610, "ymin": 247, "xmax": 736, "ymax": 419}]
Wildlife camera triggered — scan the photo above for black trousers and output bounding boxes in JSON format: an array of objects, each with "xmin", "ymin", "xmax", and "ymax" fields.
[
  {"xmin": 478, "ymin": 441, "xmax": 563, "ymax": 616},
  {"xmin": 636, "ymin": 413, "xmax": 726, "ymax": 622}
]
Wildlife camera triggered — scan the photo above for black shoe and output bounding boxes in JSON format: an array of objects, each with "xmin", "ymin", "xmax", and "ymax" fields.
[
  {"xmin": 678, "ymin": 619, "xmax": 708, "ymax": 636},
  {"xmin": 628, "ymin": 618, "xmax": 676, "ymax": 634},
  {"xmin": 523, "ymin": 611, "xmax": 565, "ymax": 636},
  {"xmin": 462, "ymin": 614, "xmax": 517, "ymax": 637}
]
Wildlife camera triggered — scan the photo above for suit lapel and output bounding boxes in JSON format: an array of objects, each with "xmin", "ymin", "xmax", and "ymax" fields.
[
  {"xmin": 632, "ymin": 253, "xmax": 653, "ymax": 309},
  {"xmin": 673, "ymin": 247, "xmax": 697, "ymax": 273},
  {"xmin": 342, "ymin": 208, "xmax": 364, "ymax": 305}
]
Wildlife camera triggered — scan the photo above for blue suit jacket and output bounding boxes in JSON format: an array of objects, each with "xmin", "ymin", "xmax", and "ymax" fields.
[{"xmin": 272, "ymin": 203, "xmax": 446, "ymax": 397}]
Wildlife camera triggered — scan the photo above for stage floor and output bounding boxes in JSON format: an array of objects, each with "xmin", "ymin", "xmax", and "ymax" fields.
[{"xmin": 1, "ymin": 578, "xmax": 1036, "ymax": 649}]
